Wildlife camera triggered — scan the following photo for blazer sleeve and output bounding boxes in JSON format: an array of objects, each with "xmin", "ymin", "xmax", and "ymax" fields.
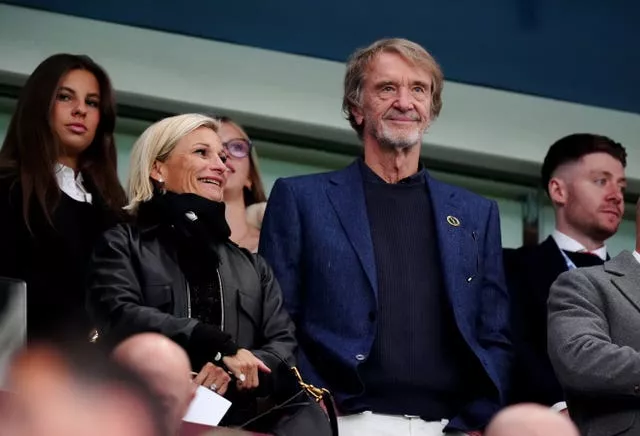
[
  {"xmin": 479, "ymin": 201, "xmax": 513, "ymax": 402},
  {"xmin": 548, "ymin": 269, "xmax": 640, "ymax": 397},
  {"xmin": 86, "ymin": 225, "xmax": 237, "ymax": 365},
  {"xmin": 258, "ymin": 179, "xmax": 303, "ymax": 323}
]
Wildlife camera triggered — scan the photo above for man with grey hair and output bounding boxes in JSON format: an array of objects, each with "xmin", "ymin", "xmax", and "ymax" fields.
[{"xmin": 260, "ymin": 38, "xmax": 511, "ymax": 436}]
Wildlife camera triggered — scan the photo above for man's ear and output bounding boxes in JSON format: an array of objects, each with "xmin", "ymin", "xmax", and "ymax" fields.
[
  {"xmin": 548, "ymin": 177, "xmax": 568, "ymax": 206},
  {"xmin": 351, "ymin": 105, "xmax": 364, "ymax": 127}
]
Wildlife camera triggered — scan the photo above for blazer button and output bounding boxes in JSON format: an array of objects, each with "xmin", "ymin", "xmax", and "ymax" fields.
[{"xmin": 355, "ymin": 354, "xmax": 366, "ymax": 361}]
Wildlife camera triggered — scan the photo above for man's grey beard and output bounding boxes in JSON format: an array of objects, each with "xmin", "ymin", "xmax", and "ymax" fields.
[{"xmin": 375, "ymin": 123, "xmax": 425, "ymax": 150}]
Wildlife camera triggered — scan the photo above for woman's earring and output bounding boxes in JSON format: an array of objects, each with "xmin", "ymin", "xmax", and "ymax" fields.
[{"xmin": 157, "ymin": 178, "xmax": 166, "ymax": 194}]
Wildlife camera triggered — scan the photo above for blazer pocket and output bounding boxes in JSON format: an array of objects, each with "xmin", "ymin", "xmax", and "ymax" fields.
[
  {"xmin": 142, "ymin": 283, "xmax": 173, "ymax": 311},
  {"xmin": 471, "ymin": 230, "xmax": 481, "ymax": 272},
  {"xmin": 462, "ymin": 229, "xmax": 480, "ymax": 280}
]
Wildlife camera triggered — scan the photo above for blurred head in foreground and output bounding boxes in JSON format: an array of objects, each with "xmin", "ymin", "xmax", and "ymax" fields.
[
  {"xmin": 0, "ymin": 342, "xmax": 167, "ymax": 436},
  {"xmin": 485, "ymin": 403, "xmax": 579, "ymax": 436},
  {"xmin": 113, "ymin": 333, "xmax": 196, "ymax": 435}
]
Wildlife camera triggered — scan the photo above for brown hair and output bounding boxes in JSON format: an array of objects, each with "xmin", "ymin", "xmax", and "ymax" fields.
[
  {"xmin": 216, "ymin": 116, "xmax": 267, "ymax": 206},
  {"xmin": 541, "ymin": 133, "xmax": 627, "ymax": 196},
  {"xmin": 0, "ymin": 53, "xmax": 126, "ymax": 230},
  {"xmin": 342, "ymin": 38, "xmax": 444, "ymax": 138}
]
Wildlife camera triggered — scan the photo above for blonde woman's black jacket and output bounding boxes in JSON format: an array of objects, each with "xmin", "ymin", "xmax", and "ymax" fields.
[{"xmin": 86, "ymin": 217, "xmax": 297, "ymax": 377}]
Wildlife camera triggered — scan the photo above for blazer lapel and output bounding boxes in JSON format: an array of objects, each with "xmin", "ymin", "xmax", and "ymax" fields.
[
  {"xmin": 536, "ymin": 236, "xmax": 571, "ymax": 295},
  {"xmin": 608, "ymin": 251, "xmax": 640, "ymax": 313},
  {"xmin": 326, "ymin": 162, "xmax": 378, "ymax": 296},
  {"xmin": 428, "ymin": 175, "xmax": 472, "ymax": 303}
]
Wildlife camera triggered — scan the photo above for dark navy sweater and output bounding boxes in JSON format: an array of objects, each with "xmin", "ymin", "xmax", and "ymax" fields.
[{"xmin": 351, "ymin": 160, "xmax": 479, "ymax": 420}]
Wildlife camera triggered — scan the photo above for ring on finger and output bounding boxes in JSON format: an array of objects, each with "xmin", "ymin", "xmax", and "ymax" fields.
[
  {"xmin": 210, "ymin": 383, "xmax": 218, "ymax": 392},
  {"xmin": 238, "ymin": 373, "xmax": 246, "ymax": 383}
]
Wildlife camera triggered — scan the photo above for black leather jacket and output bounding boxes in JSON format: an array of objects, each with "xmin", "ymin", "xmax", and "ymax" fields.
[{"xmin": 86, "ymin": 219, "xmax": 297, "ymax": 375}]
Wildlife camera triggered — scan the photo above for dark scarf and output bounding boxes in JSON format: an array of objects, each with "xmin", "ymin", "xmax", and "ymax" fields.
[{"xmin": 138, "ymin": 189, "xmax": 231, "ymax": 277}]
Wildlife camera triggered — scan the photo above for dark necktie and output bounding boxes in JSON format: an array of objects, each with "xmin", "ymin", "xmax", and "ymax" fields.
[{"xmin": 564, "ymin": 250, "xmax": 605, "ymax": 268}]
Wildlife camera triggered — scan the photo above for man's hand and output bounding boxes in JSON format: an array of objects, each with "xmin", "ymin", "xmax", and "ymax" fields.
[{"xmin": 223, "ymin": 349, "xmax": 271, "ymax": 391}]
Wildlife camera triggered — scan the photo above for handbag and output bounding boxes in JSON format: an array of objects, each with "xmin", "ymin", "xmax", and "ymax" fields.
[{"xmin": 237, "ymin": 366, "xmax": 339, "ymax": 436}]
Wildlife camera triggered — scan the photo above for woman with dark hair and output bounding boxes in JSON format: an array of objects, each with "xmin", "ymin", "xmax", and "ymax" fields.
[
  {"xmin": 216, "ymin": 117, "xmax": 267, "ymax": 253},
  {"xmin": 0, "ymin": 53, "xmax": 127, "ymax": 341}
]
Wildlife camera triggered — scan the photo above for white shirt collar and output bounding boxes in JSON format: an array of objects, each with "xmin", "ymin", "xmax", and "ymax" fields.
[
  {"xmin": 552, "ymin": 230, "xmax": 607, "ymax": 261},
  {"xmin": 633, "ymin": 251, "xmax": 640, "ymax": 265},
  {"xmin": 54, "ymin": 163, "xmax": 92, "ymax": 204}
]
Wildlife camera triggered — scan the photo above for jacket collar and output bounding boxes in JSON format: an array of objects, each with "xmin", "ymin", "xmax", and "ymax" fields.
[{"xmin": 607, "ymin": 251, "xmax": 640, "ymax": 313}]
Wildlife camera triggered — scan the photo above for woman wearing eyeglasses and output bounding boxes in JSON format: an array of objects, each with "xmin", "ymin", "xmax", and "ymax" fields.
[{"xmin": 216, "ymin": 117, "xmax": 267, "ymax": 253}]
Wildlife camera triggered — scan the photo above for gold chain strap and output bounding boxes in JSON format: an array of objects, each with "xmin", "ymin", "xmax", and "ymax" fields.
[{"xmin": 291, "ymin": 366, "xmax": 330, "ymax": 402}]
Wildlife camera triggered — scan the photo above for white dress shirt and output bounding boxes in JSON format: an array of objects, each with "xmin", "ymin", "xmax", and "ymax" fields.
[
  {"xmin": 552, "ymin": 230, "xmax": 607, "ymax": 261},
  {"xmin": 632, "ymin": 251, "xmax": 640, "ymax": 265},
  {"xmin": 54, "ymin": 163, "xmax": 92, "ymax": 204}
]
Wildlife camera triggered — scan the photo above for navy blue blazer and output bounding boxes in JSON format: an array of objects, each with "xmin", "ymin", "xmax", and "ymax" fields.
[{"xmin": 259, "ymin": 161, "xmax": 512, "ymax": 431}]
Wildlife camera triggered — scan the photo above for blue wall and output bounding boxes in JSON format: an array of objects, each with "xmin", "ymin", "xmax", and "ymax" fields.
[{"xmin": 6, "ymin": 0, "xmax": 640, "ymax": 114}]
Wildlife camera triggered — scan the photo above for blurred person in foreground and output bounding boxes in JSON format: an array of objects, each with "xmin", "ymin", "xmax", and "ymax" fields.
[
  {"xmin": 113, "ymin": 333, "xmax": 197, "ymax": 436},
  {"xmin": 0, "ymin": 342, "xmax": 166, "ymax": 436},
  {"xmin": 484, "ymin": 404, "xmax": 579, "ymax": 436},
  {"xmin": 217, "ymin": 116, "xmax": 267, "ymax": 253},
  {"xmin": 86, "ymin": 113, "xmax": 296, "ymax": 428}
]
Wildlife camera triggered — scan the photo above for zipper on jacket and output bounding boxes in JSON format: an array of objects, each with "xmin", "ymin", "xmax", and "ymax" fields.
[
  {"xmin": 216, "ymin": 269, "xmax": 225, "ymax": 331},
  {"xmin": 186, "ymin": 280, "xmax": 192, "ymax": 318}
]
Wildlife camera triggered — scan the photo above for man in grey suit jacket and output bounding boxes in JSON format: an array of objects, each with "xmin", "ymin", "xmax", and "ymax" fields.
[{"xmin": 548, "ymin": 216, "xmax": 640, "ymax": 436}]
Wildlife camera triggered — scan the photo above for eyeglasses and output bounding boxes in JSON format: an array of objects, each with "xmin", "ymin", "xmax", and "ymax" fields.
[{"xmin": 222, "ymin": 138, "xmax": 252, "ymax": 159}]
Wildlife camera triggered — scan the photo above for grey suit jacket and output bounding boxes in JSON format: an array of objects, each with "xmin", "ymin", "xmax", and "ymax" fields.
[{"xmin": 548, "ymin": 250, "xmax": 640, "ymax": 436}]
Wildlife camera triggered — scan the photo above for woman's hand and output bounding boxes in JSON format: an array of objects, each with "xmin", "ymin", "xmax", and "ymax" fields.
[
  {"xmin": 193, "ymin": 362, "xmax": 231, "ymax": 395},
  {"xmin": 223, "ymin": 349, "xmax": 271, "ymax": 391}
]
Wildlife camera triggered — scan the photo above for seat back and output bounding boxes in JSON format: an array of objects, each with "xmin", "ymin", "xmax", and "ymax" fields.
[{"xmin": 0, "ymin": 277, "xmax": 26, "ymax": 389}]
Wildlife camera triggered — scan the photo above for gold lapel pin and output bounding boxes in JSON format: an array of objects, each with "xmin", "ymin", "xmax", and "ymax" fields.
[{"xmin": 447, "ymin": 215, "xmax": 461, "ymax": 227}]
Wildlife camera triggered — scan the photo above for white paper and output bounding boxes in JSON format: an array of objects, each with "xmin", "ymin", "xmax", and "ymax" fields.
[{"xmin": 182, "ymin": 385, "xmax": 232, "ymax": 427}]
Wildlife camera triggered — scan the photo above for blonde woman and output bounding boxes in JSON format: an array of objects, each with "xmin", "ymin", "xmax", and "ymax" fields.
[{"xmin": 86, "ymin": 114, "xmax": 296, "ymax": 428}]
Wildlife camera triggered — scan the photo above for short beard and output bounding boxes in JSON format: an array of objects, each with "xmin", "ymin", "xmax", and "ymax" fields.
[
  {"xmin": 364, "ymin": 113, "xmax": 429, "ymax": 150},
  {"xmin": 372, "ymin": 121, "xmax": 425, "ymax": 150},
  {"xmin": 377, "ymin": 127, "xmax": 422, "ymax": 149}
]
